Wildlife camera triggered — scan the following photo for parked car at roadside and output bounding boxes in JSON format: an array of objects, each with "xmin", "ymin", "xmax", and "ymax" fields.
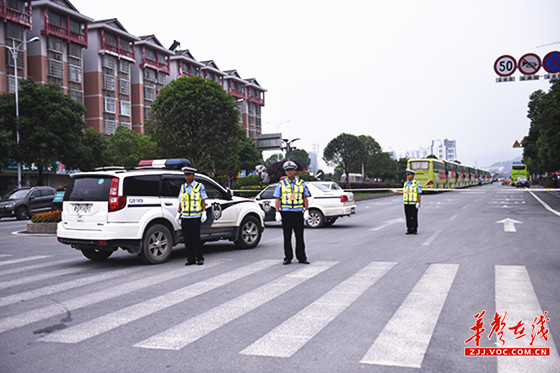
[
  {"xmin": 253, "ymin": 181, "xmax": 356, "ymax": 228},
  {"xmin": 515, "ymin": 177, "xmax": 530, "ymax": 188},
  {"xmin": 0, "ymin": 186, "xmax": 57, "ymax": 220}
]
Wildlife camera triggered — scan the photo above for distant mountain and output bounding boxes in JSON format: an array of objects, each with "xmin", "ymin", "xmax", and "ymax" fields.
[{"xmin": 487, "ymin": 156, "xmax": 523, "ymax": 176}]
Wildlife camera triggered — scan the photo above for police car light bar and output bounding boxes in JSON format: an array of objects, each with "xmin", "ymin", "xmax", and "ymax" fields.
[{"xmin": 138, "ymin": 159, "xmax": 191, "ymax": 169}]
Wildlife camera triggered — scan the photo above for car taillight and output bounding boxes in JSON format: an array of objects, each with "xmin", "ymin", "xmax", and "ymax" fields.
[
  {"xmin": 341, "ymin": 195, "xmax": 349, "ymax": 202},
  {"xmin": 108, "ymin": 178, "xmax": 126, "ymax": 212}
]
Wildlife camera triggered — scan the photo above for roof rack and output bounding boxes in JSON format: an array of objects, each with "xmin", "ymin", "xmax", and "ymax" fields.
[{"xmin": 94, "ymin": 166, "xmax": 126, "ymax": 171}]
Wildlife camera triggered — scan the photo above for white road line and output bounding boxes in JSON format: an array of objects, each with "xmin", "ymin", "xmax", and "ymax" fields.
[
  {"xmin": 0, "ymin": 256, "xmax": 51, "ymax": 267},
  {"xmin": 368, "ymin": 218, "xmax": 404, "ymax": 232},
  {"xmin": 240, "ymin": 261, "xmax": 396, "ymax": 357},
  {"xmin": 0, "ymin": 266, "xmax": 142, "ymax": 307},
  {"xmin": 0, "ymin": 254, "xmax": 13, "ymax": 258},
  {"xmin": 450, "ymin": 213, "xmax": 458, "ymax": 221},
  {"xmin": 134, "ymin": 261, "xmax": 337, "ymax": 351},
  {"xmin": 529, "ymin": 190, "xmax": 560, "ymax": 217},
  {"xmin": 40, "ymin": 260, "xmax": 278, "ymax": 343},
  {"xmin": 422, "ymin": 230, "xmax": 441, "ymax": 247},
  {"xmin": 0, "ymin": 266, "xmax": 95, "ymax": 290},
  {"xmin": 0, "ymin": 258, "xmax": 78, "ymax": 277},
  {"xmin": 495, "ymin": 266, "xmax": 560, "ymax": 373},
  {"xmin": 361, "ymin": 263, "xmax": 459, "ymax": 368},
  {"xmin": 0, "ymin": 260, "xmax": 226, "ymax": 334}
]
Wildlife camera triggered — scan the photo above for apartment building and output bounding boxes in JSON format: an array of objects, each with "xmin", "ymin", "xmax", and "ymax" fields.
[
  {"xmin": 0, "ymin": 0, "xmax": 33, "ymax": 93},
  {"xmin": 84, "ymin": 18, "xmax": 138, "ymax": 134}
]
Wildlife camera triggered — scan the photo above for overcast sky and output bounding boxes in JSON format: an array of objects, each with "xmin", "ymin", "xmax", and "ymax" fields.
[{"xmin": 72, "ymin": 0, "xmax": 560, "ymax": 169}]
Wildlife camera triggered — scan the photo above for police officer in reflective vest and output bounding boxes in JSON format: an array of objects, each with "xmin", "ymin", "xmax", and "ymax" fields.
[
  {"xmin": 177, "ymin": 166, "xmax": 207, "ymax": 265},
  {"xmin": 398, "ymin": 169, "xmax": 422, "ymax": 234},
  {"xmin": 274, "ymin": 161, "xmax": 311, "ymax": 265}
]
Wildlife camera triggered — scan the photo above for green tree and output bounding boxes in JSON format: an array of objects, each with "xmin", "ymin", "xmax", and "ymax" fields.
[
  {"xmin": 80, "ymin": 127, "xmax": 109, "ymax": 171},
  {"xmin": 286, "ymin": 149, "xmax": 311, "ymax": 169},
  {"xmin": 146, "ymin": 76, "xmax": 240, "ymax": 171},
  {"xmin": 0, "ymin": 92, "xmax": 16, "ymax": 170},
  {"xmin": 265, "ymin": 153, "xmax": 284, "ymax": 167},
  {"xmin": 2, "ymin": 79, "xmax": 86, "ymax": 184},
  {"xmin": 103, "ymin": 126, "xmax": 160, "ymax": 168},
  {"xmin": 426, "ymin": 154, "xmax": 438, "ymax": 159},
  {"xmin": 323, "ymin": 133, "xmax": 366, "ymax": 187}
]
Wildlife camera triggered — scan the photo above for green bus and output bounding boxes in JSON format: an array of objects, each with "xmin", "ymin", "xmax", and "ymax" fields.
[{"xmin": 510, "ymin": 163, "xmax": 529, "ymax": 184}]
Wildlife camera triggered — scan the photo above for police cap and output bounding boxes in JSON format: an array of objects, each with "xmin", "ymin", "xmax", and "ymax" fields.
[
  {"xmin": 405, "ymin": 168, "xmax": 415, "ymax": 175},
  {"xmin": 283, "ymin": 161, "xmax": 298, "ymax": 170},
  {"xmin": 182, "ymin": 166, "xmax": 197, "ymax": 174}
]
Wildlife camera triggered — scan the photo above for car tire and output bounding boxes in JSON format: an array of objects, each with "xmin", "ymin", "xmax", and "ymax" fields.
[
  {"xmin": 15, "ymin": 206, "xmax": 29, "ymax": 220},
  {"xmin": 234, "ymin": 215, "xmax": 262, "ymax": 249},
  {"xmin": 307, "ymin": 209, "xmax": 324, "ymax": 228},
  {"xmin": 80, "ymin": 247, "xmax": 113, "ymax": 261},
  {"xmin": 139, "ymin": 224, "xmax": 173, "ymax": 264},
  {"xmin": 323, "ymin": 217, "xmax": 337, "ymax": 227}
]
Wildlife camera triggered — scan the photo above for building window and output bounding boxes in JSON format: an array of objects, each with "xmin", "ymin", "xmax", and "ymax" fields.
[
  {"xmin": 119, "ymin": 79, "xmax": 130, "ymax": 95},
  {"xmin": 103, "ymin": 120, "xmax": 117, "ymax": 135},
  {"xmin": 68, "ymin": 43, "xmax": 82, "ymax": 59},
  {"xmin": 158, "ymin": 72, "xmax": 166, "ymax": 84},
  {"xmin": 144, "ymin": 87, "xmax": 154, "ymax": 101},
  {"xmin": 47, "ymin": 59, "xmax": 64, "ymax": 78},
  {"xmin": 104, "ymin": 98, "xmax": 116, "ymax": 113},
  {"xmin": 144, "ymin": 106, "xmax": 152, "ymax": 120},
  {"xmin": 103, "ymin": 75, "xmax": 115, "ymax": 91},
  {"xmin": 119, "ymin": 60, "xmax": 130, "ymax": 75},
  {"xmin": 6, "ymin": 75, "xmax": 16, "ymax": 93},
  {"xmin": 119, "ymin": 122, "xmax": 131, "ymax": 129},
  {"xmin": 145, "ymin": 48, "xmax": 156, "ymax": 61},
  {"xmin": 144, "ymin": 68, "xmax": 156, "ymax": 82},
  {"xmin": 69, "ymin": 90, "xmax": 83, "ymax": 102},
  {"xmin": 103, "ymin": 55, "xmax": 117, "ymax": 71},
  {"xmin": 104, "ymin": 32, "xmax": 117, "ymax": 47},
  {"xmin": 7, "ymin": 22, "xmax": 24, "ymax": 41},
  {"xmin": 120, "ymin": 101, "xmax": 131, "ymax": 116},
  {"xmin": 68, "ymin": 65, "xmax": 82, "ymax": 83}
]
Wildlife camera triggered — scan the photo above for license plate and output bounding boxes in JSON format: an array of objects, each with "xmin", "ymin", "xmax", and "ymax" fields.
[{"xmin": 73, "ymin": 204, "xmax": 92, "ymax": 213}]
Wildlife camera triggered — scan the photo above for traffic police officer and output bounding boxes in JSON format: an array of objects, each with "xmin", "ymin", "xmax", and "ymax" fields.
[
  {"xmin": 397, "ymin": 169, "xmax": 422, "ymax": 234},
  {"xmin": 177, "ymin": 166, "xmax": 208, "ymax": 265},
  {"xmin": 274, "ymin": 161, "xmax": 311, "ymax": 265}
]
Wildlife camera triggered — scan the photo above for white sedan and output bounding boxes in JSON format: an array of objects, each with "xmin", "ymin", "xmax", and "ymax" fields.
[{"xmin": 253, "ymin": 181, "xmax": 356, "ymax": 228}]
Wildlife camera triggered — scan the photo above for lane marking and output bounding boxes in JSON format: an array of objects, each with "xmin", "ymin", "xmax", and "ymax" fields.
[
  {"xmin": 240, "ymin": 261, "xmax": 396, "ymax": 357},
  {"xmin": 450, "ymin": 213, "xmax": 458, "ymax": 221},
  {"xmin": 368, "ymin": 218, "xmax": 404, "ymax": 232},
  {"xmin": 0, "ymin": 258, "xmax": 78, "ymax": 277},
  {"xmin": 495, "ymin": 266, "xmax": 560, "ymax": 372},
  {"xmin": 135, "ymin": 261, "xmax": 337, "ymax": 351},
  {"xmin": 0, "ymin": 266, "xmax": 96, "ymax": 290},
  {"xmin": 361, "ymin": 263, "xmax": 458, "ymax": 368},
  {"xmin": 0, "ymin": 260, "xmax": 227, "ymax": 334},
  {"xmin": 528, "ymin": 190, "xmax": 560, "ymax": 217},
  {"xmin": 0, "ymin": 256, "xmax": 51, "ymax": 267},
  {"xmin": 41, "ymin": 260, "xmax": 278, "ymax": 343},
  {"xmin": 422, "ymin": 230, "xmax": 441, "ymax": 247}
]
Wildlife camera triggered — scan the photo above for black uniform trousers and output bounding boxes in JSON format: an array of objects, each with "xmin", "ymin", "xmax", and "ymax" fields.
[
  {"xmin": 404, "ymin": 204, "xmax": 418, "ymax": 233},
  {"xmin": 181, "ymin": 217, "xmax": 204, "ymax": 262},
  {"xmin": 280, "ymin": 211, "xmax": 307, "ymax": 262}
]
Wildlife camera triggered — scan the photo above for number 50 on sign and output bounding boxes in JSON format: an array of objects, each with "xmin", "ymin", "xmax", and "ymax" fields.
[{"xmin": 494, "ymin": 55, "xmax": 517, "ymax": 77}]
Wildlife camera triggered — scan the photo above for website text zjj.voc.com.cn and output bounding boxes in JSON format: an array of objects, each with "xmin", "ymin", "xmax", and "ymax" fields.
[{"xmin": 465, "ymin": 348, "xmax": 550, "ymax": 357}]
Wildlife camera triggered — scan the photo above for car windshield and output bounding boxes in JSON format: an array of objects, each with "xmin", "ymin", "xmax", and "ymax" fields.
[
  {"xmin": 3, "ymin": 189, "xmax": 29, "ymax": 200},
  {"xmin": 65, "ymin": 176, "xmax": 114, "ymax": 201},
  {"xmin": 312, "ymin": 183, "xmax": 332, "ymax": 192}
]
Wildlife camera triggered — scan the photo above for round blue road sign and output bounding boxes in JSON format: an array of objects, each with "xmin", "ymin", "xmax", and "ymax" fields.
[{"xmin": 543, "ymin": 51, "xmax": 560, "ymax": 73}]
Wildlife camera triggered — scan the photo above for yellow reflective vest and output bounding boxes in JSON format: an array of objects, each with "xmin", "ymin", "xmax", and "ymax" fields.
[
  {"xmin": 280, "ymin": 178, "xmax": 305, "ymax": 210},
  {"xmin": 180, "ymin": 181, "xmax": 203, "ymax": 217},
  {"xmin": 402, "ymin": 180, "xmax": 420, "ymax": 204}
]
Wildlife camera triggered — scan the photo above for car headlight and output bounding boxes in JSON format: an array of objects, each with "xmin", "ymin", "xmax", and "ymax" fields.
[{"xmin": 4, "ymin": 203, "xmax": 14, "ymax": 209}]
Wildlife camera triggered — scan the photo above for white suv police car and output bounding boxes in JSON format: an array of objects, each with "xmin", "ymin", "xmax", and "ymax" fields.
[{"xmin": 57, "ymin": 159, "xmax": 265, "ymax": 264}]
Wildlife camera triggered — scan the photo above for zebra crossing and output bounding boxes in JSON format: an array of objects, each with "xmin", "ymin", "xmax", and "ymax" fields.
[{"xmin": 0, "ymin": 255, "xmax": 558, "ymax": 371}]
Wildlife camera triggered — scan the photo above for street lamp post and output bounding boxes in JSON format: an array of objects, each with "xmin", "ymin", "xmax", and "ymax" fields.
[{"xmin": 7, "ymin": 36, "xmax": 39, "ymax": 188}]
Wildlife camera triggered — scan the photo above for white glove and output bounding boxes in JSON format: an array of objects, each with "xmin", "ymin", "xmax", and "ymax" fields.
[
  {"xmin": 415, "ymin": 203, "xmax": 420, "ymax": 209},
  {"xmin": 175, "ymin": 212, "xmax": 181, "ymax": 223},
  {"xmin": 303, "ymin": 210, "xmax": 310, "ymax": 221},
  {"xmin": 201, "ymin": 211, "xmax": 207, "ymax": 223},
  {"xmin": 275, "ymin": 212, "xmax": 282, "ymax": 222}
]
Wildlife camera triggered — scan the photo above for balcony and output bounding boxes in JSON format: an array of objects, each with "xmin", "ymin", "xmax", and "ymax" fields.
[
  {"xmin": 0, "ymin": 4, "xmax": 32, "ymax": 27},
  {"xmin": 101, "ymin": 41, "xmax": 135, "ymax": 60},
  {"xmin": 228, "ymin": 88, "xmax": 246, "ymax": 99},
  {"xmin": 43, "ymin": 22, "xmax": 87, "ymax": 47},
  {"xmin": 248, "ymin": 95, "xmax": 265, "ymax": 105},
  {"xmin": 142, "ymin": 57, "xmax": 169, "ymax": 74}
]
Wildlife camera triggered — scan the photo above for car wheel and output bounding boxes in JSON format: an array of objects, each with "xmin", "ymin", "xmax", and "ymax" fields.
[
  {"xmin": 235, "ymin": 215, "xmax": 262, "ymax": 249},
  {"xmin": 323, "ymin": 217, "xmax": 337, "ymax": 227},
  {"xmin": 80, "ymin": 247, "xmax": 113, "ymax": 261},
  {"xmin": 15, "ymin": 206, "xmax": 29, "ymax": 220},
  {"xmin": 139, "ymin": 224, "xmax": 173, "ymax": 264},
  {"xmin": 307, "ymin": 209, "xmax": 324, "ymax": 228}
]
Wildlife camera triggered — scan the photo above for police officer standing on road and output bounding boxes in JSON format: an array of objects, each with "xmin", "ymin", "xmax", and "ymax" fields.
[
  {"xmin": 397, "ymin": 169, "xmax": 422, "ymax": 235},
  {"xmin": 274, "ymin": 161, "xmax": 311, "ymax": 265},
  {"xmin": 177, "ymin": 166, "xmax": 207, "ymax": 265}
]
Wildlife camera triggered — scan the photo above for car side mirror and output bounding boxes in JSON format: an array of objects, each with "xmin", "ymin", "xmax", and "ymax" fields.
[{"xmin": 226, "ymin": 188, "xmax": 233, "ymax": 200}]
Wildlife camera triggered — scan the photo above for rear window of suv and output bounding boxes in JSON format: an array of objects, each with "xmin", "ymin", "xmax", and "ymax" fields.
[{"xmin": 65, "ymin": 176, "xmax": 114, "ymax": 201}]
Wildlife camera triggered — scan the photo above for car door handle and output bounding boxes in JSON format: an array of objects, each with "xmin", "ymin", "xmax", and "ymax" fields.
[{"xmin": 164, "ymin": 203, "xmax": 173, "ymax": 206}]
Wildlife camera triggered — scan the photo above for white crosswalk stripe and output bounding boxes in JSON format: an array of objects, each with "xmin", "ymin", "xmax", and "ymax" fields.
[
  {"xmin": 0, "ymin": 258, "xmax": 80, "ymax": 277},
  {"xmin": 0, "ymin": 255, "xmax": 51, "ymax": 267},
  {"xmin": 40, "ymin": 260, "xmax": 278, "ymax": 343},
  {"xmin": 0, "ymin": 259, "xmax": 226, "ymax": 334},
  {"xmin": 134, "ymin": 261, "xmax": 336, "ymax": 351},
  {"xmin": 495, "ymin": 265, "xmax": 560, "ymax": 373},
  {"xmin": 0, "ymin": 265, "xmax": 99, "ymax": 290},
  {"xmin": 240, "ymin": 261, "xmax": 396, "ymax": 357},
  {"xmin": 360, "ymin": 263, "xmax": 459, "ymax": 368}
]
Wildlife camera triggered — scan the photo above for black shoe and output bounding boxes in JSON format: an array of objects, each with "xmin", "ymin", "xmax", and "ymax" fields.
[
  {"xmin": 412, "ymin": 231, "xmax": 418, "ymax": 235},
  {"xmin": 185, "ymin": 261, "xmax": 196, "ymax": 266},
  {"xmin": 405, "ymin": 231, "xmax": 412, "ymax": 235},
  {"xmin": 283, "ymin": 259, "xmax": 291, "ymax": 265},
  {"xmin": 196, "ymin": 259, "xmax": 204, "ymax": 265},
  {"xmin": 298, "ymin": 260, "xmax": 310, "ymax": 264}
]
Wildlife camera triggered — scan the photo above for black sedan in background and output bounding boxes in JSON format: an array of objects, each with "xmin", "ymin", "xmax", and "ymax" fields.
[{"xmin": 0, "ymin": 186, "xmax": 56, "ymax": 220}]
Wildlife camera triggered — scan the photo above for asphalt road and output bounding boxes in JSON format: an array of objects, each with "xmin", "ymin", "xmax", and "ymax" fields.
[{"xmin": 0, "ymin": 184, "xmax": 559, "ymax": 373}]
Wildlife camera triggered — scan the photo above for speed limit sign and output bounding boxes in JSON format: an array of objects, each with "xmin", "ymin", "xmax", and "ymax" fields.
[{"xmin": 494, "ymin": 55, "xmax": 517, "ymax": 77}]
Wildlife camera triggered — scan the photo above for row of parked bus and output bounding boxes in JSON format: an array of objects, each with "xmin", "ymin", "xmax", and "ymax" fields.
[{"xmin": 407, "ymin": 158, "xmax": 492, "ymax": 190}]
